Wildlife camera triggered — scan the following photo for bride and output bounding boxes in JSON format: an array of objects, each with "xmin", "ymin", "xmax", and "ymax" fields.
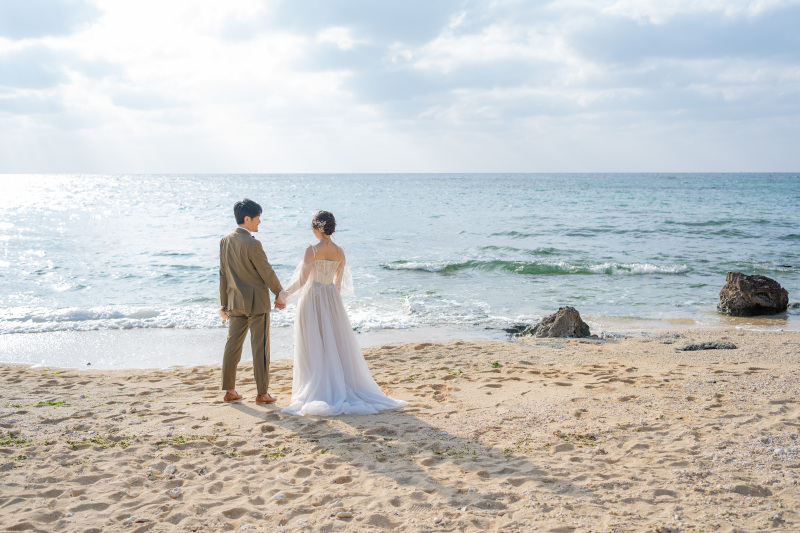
[{"xmin": 278, "ymin": 211, "xmax": 407, "ymax": 416}]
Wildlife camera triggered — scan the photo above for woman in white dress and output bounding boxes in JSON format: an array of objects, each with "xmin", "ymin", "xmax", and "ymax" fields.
[{"xmin": 278, "ymin": 211, "xmax": 408, "ymax": 416}]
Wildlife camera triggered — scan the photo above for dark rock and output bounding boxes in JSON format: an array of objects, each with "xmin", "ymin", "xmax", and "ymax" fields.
[
  {"xmin": 718, "ymin": 272, "xmax": 789, "ymax": 316},
  {"xmin": 530, "ymin": 307, "xmax": 591, "ymax": 338},
  {"xmin": 504, "ymin": 323, "xmax": 533, "ymax": 335},
  {"xmin": 680, "ymin": 341, "xmax": 737, "ymax": 351}
]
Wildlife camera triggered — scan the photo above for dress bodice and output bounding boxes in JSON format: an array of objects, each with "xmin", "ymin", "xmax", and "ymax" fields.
[{"xmin": 312, "ymin": 260, "xmax": 340, "ymax": 285}]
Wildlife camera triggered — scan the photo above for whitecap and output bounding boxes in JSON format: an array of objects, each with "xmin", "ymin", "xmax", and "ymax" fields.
[
  {"xmin": 588, "ymin": 263, "xmax": 690, "ymax": 275},
  {"xmin": 381, "ymin": 261, "xmax": 451, "ymax": 273}
]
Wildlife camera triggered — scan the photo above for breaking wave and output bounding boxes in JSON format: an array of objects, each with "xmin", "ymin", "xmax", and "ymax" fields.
[{"xmin": 381, "ymin": 260, "xmax": 691, "ymax": 276}]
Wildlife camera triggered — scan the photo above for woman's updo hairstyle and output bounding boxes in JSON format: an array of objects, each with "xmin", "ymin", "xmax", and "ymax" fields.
[{"xmin": 311, "ymin": 211, "xmax": 336, "ymax": 236}]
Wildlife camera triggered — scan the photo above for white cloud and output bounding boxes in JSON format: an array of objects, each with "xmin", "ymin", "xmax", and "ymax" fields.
[
  {"xmin": 604, "ymin": 0, "xmax": 800, "ymax": 24},
  {"xmin": 0, "ymin": 0, "xmax": 798, "ymax": 172},
  {"xmin": 413, "ymin": 23, "xmax": 563, "ymax": 73},
  {"xmin": 317, "ymin": 27, "xmax": 359, "ymax": 50},
  {"xmin": 0, "ymin": 0, "xmax": 99, "ymax": 39}
]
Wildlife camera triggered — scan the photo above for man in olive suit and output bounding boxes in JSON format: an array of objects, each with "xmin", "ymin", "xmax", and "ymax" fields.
[{"xmin": 219, "ymin": 199, "xmax": 285, "ymax": 403}]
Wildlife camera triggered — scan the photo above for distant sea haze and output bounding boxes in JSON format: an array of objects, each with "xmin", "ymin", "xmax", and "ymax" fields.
[{"xmin": 0, "ymin": 173, "xmax": 798, "ymax": 337}]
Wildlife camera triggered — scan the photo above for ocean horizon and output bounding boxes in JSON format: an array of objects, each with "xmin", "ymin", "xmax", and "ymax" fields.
[{"xmin": 1, "ymin": 173, "xmax": 798, "ymax": 368}]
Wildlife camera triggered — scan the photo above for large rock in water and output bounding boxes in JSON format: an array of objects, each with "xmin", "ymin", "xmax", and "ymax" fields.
[
  {"xmin": 531, "ymin": 306, "xmax": 591, "ymax": 338},
  {"xmin": 718, "ymin": 272, "xmax": 789, "ymax": 316}
]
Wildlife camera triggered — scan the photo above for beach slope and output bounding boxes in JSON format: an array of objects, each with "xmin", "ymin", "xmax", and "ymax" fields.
[{"xmin": 1, "ymin": 329, "xmax": 799, "ymax": 531}]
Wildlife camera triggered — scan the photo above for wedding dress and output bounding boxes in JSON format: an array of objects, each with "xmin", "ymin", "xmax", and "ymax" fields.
[{"xmin": 279, "ymin": 247, "xmax": 408, "ymax": 416}]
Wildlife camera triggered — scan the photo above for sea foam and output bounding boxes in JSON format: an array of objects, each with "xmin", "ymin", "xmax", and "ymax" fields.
[{"xmin": 383, "ymin": 260, "xmax": 690, "ymax": 276}]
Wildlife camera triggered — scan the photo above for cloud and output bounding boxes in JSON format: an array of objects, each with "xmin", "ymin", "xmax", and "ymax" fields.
[
  {"xmin": 0, "ymin": 43, "xmax": 117, "ymax": 125},
  {"xmin": 0, "ymin": 0, "xmax": 100, "ymax": 39},
  {"xmin": 278, "ymin": 0, "xmax": 800, "ymax": 132},
  {"xmin": 602, "ymin": 0, "xmax": 800, "ymax": 24},
  {"xmin": 0, "ymin": 90, "xmax": 64, "ymax": 115},
  {"xmin": 0, "ymin": 45, "xmax": 114, "ymax": 90},
  {"xmin": 0, "ymin": 46, "xmax": 69, "ymax": 89},
  {"xmin": 0, "ymin": 0, "xmax": 798, "ymax": 172},
  {"xmin": 571, "ymin": 6, "xmax": 800, "ymax": 64},
  {"xmin": 110, "ymin": 88, "xmax": 181, "ymax": 111},
  {"xmin": 221, "ymin": 0, "xmax": 466, "ymax": 44}
]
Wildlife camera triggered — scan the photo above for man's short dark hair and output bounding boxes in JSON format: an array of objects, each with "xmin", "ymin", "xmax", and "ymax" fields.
[{"xmin": 234, "ymin": 199, "xmax": 262, "ymax": 224}]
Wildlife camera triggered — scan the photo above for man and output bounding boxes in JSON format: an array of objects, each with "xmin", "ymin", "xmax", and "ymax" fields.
[{"xmin": 219, "ymin": 199, "xmax": 286, "ymax": 403}]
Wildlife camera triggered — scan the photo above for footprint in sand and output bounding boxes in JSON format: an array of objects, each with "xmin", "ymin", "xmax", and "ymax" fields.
[
  {"xmin": 363, "ymin": 426, "xmax": 397, "ymax": 437},
  {"xmin": 366, "ymin": 514, "xmax": 400, "ymax": 529},
  {"xmin": 653, "ymin": 488, "xmax": 677, "ymax": 498},
  {"xmin": 292, "ymin": 467, "xmax": 312, "ymax": 478},
  {"xmin": 204, "ymin": 480, "xmax": 224, "ymax": 494},
  {"xmin": 221, "ymin": 507, "xmax": 248, "ymax": 519}
]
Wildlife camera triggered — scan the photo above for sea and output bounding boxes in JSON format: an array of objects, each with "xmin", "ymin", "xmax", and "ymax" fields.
[{"xmin": 1, "ymin": 173, "xmax": 798, "ymax": 369}]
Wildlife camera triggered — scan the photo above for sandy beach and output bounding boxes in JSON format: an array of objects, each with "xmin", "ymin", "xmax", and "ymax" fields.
[{"xmin": 2, "ymin": 328, "xmax": 799, "ymax": 532}]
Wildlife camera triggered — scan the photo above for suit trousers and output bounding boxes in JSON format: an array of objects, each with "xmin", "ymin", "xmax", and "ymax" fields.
[{"xmin": 221, "ymin": 311, "xmax": 270, "ymax": 395}]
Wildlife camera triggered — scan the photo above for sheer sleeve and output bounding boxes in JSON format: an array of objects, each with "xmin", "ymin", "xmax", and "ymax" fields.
[
  {"xmin": 334, "ymin": 252, "xmax": 354, "ymax": 297},
  {"xmin": 279, "ymin": 246, "xmax": 314, "ymax": 304}
]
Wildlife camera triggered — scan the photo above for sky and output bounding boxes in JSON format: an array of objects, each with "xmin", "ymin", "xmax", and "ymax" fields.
[{"xmin": 0, "ymin": 0, "xmax": 799, "ymax": 173}]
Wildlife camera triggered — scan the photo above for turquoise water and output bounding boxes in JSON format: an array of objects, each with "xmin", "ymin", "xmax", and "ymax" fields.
[{"xmin": 1, "ymin": 173, "xmax": 798, "ymax": 339}]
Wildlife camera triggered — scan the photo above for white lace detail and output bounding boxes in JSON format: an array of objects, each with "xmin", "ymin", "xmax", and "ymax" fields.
[
  {"xmin": 311, "ymin": 260, "xmax": 340, "ymax": 285},
  {"xmin": 311, "ymin": 281, "xmax": 339, "ymax": 296}
]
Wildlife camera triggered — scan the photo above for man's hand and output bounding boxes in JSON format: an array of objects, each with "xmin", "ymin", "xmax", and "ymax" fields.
[
  {"xmin": 274, "ymin": 296, "xmax": 286, "ymax": 310},
  {"xmin": 219, "ymin": 308, "xmax": 230, "ymax": 322}
]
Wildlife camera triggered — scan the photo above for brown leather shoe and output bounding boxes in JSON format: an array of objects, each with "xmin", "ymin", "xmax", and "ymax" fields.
[
  {"xmin": 223, "ymin": 391, "xmax": 243, "ymax": 402},
  {"xmin": 255, "ymin": 393, "xmax": 277, "ymax": 404}
]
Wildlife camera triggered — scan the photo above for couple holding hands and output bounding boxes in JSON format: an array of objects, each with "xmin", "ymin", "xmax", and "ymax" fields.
[{"xmin": 218, "ymin": 199, "xmax": 406, "ymax": 416}]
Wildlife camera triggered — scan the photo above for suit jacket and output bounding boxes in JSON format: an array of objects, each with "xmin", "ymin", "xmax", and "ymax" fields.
[{"xmin": 219, "ymin": 228, "xmax": 283, "ymax": 315}]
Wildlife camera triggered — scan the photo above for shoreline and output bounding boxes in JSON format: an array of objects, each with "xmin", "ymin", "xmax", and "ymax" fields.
[
  {"xmin": 1, "ymin": 328, "xmax": 799, "ymax": 531},
  {"xmin": 1, "ymin": 311, "xmax": 798, "ymax": 370},
  {"xmin": 0, "ymin": 325, "xmax": 508, "ymax": 371}
]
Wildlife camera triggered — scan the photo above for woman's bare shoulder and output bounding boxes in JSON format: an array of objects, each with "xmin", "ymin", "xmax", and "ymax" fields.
[
  {"xmin": 335, "ymin": 244, "xmax": 346, "ymax": 261},
  {"xmin": 303, "ymin": 244, "xmax": 315, "ymax": 263}
]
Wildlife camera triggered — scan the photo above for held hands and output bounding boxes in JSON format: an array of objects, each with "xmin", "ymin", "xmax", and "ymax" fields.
[{"xmin": 274, "ymin": 295, "xmax": 286, "ymax": 310}]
